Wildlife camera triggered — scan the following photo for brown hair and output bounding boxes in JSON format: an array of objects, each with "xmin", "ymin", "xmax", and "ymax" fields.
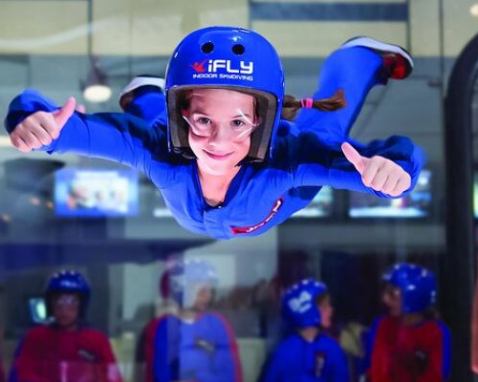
[{"xmin": 281, "ymin": 89, "xmax": 346, "ymax": 121}]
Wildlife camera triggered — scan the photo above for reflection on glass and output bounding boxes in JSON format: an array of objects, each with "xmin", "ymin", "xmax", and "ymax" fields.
[
  {"xmin": 0, "ymin": 0, "xmax": 455, "ymax": 379},
  {"xmin": 291, "ymin": 187, "xmax": 334, "ymax": 218},
  {"xmin": 349, "ymin": 170, "xmax": 432, "ymax": 218},
  {"xmin": 54, "ymin": 169, "xmax": 138, "ymax": 217},
  {"xmin": 27, "ymin": 297, "xmax": 47, "ymax": 324},
  {"xmin": 153, "ymin": 190, "xmax": 173, "ymax": 218},
  {"xmin": 139, "ymin": 259, "xmax": 243, "ymax": 382}
]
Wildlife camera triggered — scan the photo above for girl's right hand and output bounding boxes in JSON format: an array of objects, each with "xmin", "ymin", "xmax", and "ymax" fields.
[{"xmin": 10, "ymin": 97, "xmax": 76, "ymax": 152}]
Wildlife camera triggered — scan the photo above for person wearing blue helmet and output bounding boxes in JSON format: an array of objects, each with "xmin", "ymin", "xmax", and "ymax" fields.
[
  {"xmin": 5, "ymin": 26, "xmax": 424, "ymax": 240},
  {"xmin": 364, "ymin": 263, "xmax": 451, "ymax": 382},
  {"xmin": 118, "ymin": 75, "xmax": 166, "ymax": 126},
  {"xmin": 139, "ymin": 259, "xmax": 242, "ymax": 382},
  {"xmin": 262, "ymin": 279, "xmax": 349, "ymax": 382},
  {"xmin": 11, "ymin": 270, "xmax": 123, "ymax": 382}
]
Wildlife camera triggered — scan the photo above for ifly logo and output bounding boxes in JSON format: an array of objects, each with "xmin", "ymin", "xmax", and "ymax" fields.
[
  {"xmin": 191, "ymin": 60, "xmax": 207, "ymax": 73},
  {"xmin": 191, "ymin": 59, "xmax": 253, "ymax": 75},
  {"xmin": 208, "ymin": 59, "xmax": 253, "ymax": 74},
  {"xmin": 288, "ymin": 291, "xmax": 313, "ymax": 314}
]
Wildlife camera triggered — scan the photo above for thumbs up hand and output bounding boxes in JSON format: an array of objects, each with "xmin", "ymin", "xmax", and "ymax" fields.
[
  {"xmin": 10, "ymin": 97, "xmax": 76, "ymax": 152},
  {"xmin": 341, "ymin": 142, "xmax": 411, "ymax": 197}
]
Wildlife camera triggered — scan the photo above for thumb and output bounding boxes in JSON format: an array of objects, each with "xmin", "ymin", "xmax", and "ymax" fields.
[
  {"xmin": 75, "ymin": 104, "xmax": 86, "ymax": 113},
  {"xmin": 341, "ymin": 142, "xmax": 366, "ymax": 174},
  {"xmin": 52, "ymin": 97, "xmax": 76, "ymax": 128}
]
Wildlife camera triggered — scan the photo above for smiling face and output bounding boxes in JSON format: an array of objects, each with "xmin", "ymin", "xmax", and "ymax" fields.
[{"xmin": 182, "ymin": 88, "xmax": 257, "ymax": 176}]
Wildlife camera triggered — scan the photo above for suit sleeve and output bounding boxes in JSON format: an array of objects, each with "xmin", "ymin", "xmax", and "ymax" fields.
[
  {"xmin": 438, "ymin": 323, "xmax": 452, "ymax": 380},
  {"xmin": 143, "ymin": 320, "xmax": 161, "ymax": 382},
  {"xmin": 261, "ymin": 346, "xmax": 284, "ymax": 382},
  {"xmin": 213, "ymin": 315, "xmax": 243, "ymax": 382},
  {"xmin": 14, "ymin": 330, "xmax": 48, "ymax": 382},
  {"xmin": 329, "ymin": 344, "xmax": 350, "ymax": 382},
  {"xmin": 419, "ymin": 324, "xmax": 451, "ymax": 382},
  {"xmin": 5, "ymin": 90, "xmax": 176, "ymax": 188},
  {"xmin": 368, "ymin": 320, "xmax": 390, "ymax": 381},
  {"xmin": 292, "ymin": 132, "xmax": 425, "ymax": 199},
  {"xmin": 363, "ymin": 317, "xmax": 383, "ymax": 376},
  {"xmin": 195, "ymin": 315, "xmax": 243, "ymax": 382},
  {"xmin": 94, "ymin": 333, "xmax": 123, "ymax": 382},
  {"xmin": 153, "ymin": 318, "xmax": 172, "ymax": 382}
]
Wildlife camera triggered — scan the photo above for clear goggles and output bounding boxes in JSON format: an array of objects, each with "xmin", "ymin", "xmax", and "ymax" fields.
[{"xmin": 182, "ymin": 109, "xmax": 259, "ymax": 140}]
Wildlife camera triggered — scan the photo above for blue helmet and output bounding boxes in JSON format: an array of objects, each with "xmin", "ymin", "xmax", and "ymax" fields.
[
  {"xmin": 165, "ymin": 26, "xmax": 285, "ymax": 162},
  {"xmin": 161, "ymin": 259, "xmax": 218, "ymax": 307},
  {"xmin": 382, "ymin": 263, "xmax": 437, "ymax": 314},
  {"xmin": 45, "ymin": 270, "xmax": 91, "ymax": 317},
  {"xmin": 282, "ymin": 279, "xmax": 328, "ymax": 328}
]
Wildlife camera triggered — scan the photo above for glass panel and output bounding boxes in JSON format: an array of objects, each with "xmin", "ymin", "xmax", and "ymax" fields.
[{"xmin": 0, "ymin": 0, "xmax": 464, "ymax": 381}]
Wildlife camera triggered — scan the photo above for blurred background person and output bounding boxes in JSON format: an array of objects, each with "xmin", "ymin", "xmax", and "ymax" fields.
[
  {"xmin": 10, "ymin": 270, "xmax": 122, "ymax": 382},
  {"xmin": 139, "ymin": 259, "xmax": 242, "ymax": 382},
  {"xmin": 262, "ymin": 278, "xmax": 349, "ymax": 382},
  {"xmin": 364, "ymin": 263, "xmax": 451, "ymax": 382}
]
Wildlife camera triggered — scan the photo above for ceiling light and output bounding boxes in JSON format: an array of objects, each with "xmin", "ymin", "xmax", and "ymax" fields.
[
  {"xmin": 82, "ymin": 58, "xmax": 111, "ymax": 103},
  {"xmin": 470, "ymin": 3, "xmax": 478, "ymax": 17}
]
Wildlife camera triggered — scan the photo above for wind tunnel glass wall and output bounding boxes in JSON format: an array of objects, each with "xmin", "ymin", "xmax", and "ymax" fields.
[{"xmin": 0, "ymin": 0, "xmax": 476, "ymax": 381}]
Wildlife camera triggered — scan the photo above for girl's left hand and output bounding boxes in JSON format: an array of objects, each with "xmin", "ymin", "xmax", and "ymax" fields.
[{"xmin": 341, "ymin": 142, "xmax": 411, "ymax": 197}]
